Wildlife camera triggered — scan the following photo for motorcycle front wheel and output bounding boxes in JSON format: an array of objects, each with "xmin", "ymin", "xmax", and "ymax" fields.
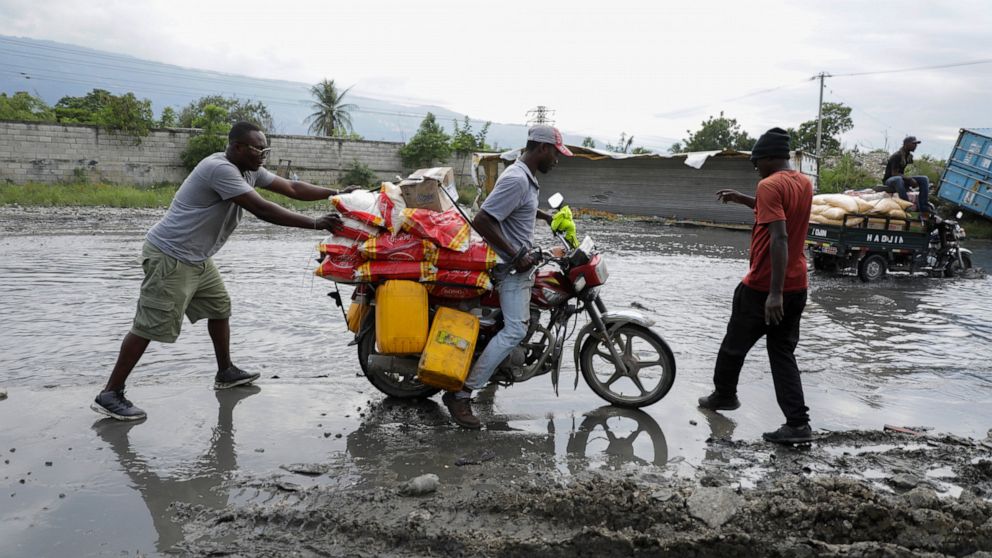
[
  {"xmin": 357, "ymin": 313, "xmax": 440, "ymax": 399},
  {"xmin": 579, "ymin": 324, "xmax": 676, "ymax": 408}
]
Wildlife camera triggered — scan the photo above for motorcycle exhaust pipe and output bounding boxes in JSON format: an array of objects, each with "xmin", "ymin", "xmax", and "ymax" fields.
[{"xmin": 367, "ymin": 354, "xmax": 420, "ymax": 378}]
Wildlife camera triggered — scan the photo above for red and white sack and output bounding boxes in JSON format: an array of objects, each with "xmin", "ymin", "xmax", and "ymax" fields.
[
  {"xmin": 331, "ymin": 190, "xmax": 384, "ymax": 228},
  {"xmin": 354, "ymin": 261, "xmax": 437, "ymax": 282},
  {"xmin": 401, "ymin": 208, "xmax": 470, "ymax": 252},
  {"xmin": 317, "ymin": 236, "xmax": 361, "ymax": 258},
  {"xmin": 378, "ymin": 182, "xmax": 408, "ymax": 235},
  {"xmin": 315, "ymin": 253, "xmax": 364, "ymax": 283},
  {"xmin": 335, "ymin": 216, "xmax": 380, "ymax": 242},
  {"xmin": 424, "ymin": 269, "xmax": 492, "ymax": 289},
  {"xmin": 434, "ymin": 242, "xmax": 497, "ymax": 271},
  {"xmin": 359, "ymin": 232, "xmax": 437, "ymax": 262}
]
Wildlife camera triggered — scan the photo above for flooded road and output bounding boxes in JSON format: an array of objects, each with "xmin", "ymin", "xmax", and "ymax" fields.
[{"xmin": 2, "ymin": 206, "xmax": 991, "ymax": 556}]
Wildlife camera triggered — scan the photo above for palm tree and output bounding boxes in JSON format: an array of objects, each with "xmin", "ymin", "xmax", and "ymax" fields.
[{"xmin": 305, "ymin": 79, "xmax": 356, "ymax": 137}]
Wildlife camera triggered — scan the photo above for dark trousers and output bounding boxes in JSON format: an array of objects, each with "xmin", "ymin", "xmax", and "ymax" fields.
[{"xmin": 713, "ymin": 283, "xmax": 810, "ymax": 426}]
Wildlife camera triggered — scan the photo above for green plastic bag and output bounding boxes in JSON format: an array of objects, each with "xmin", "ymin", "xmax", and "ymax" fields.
[{"xmin": 550, "ymin": 205, "xmax": 579, "ymax": 248}]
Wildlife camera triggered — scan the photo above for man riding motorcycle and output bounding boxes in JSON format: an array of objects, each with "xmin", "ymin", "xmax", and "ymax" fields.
[{"xmin": 441, "ymin": 124, "xmax": 573, "ymax": 428}]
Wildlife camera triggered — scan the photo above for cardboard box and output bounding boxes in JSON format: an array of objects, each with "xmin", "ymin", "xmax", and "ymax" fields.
[{"xmin": 399, "ymin": 167, "xmax": 456, "ymax": 212}]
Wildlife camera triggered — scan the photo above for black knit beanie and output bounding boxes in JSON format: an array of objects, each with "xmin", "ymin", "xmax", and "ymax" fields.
[{"xmin": 750, "ymin": 127, "xmax": 791, "ymax": 162}]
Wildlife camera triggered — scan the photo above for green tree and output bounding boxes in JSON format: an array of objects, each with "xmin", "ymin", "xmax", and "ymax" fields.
[
  {"xmin": 158, "ymin": 106, "xmax": 178, "ymax": 127},
  {"xmin": 399, "ymin": 112, "xmax": 451, "ymax": 168},
  {"xmin": 341, "ymin": 159, "xmax": 376, "ymax": 188},
  {"xmin": 0, "ymin": 91, "xmax": 55, "ymax": 122},
  {"xmin": 178, "ymin": 95, "xmax": 273, "ymax": 130},
  {"xmin": 669, "ymin": 111, "xmax": 755, "ymax": 153},
  {"xmin": 631, "ymin": 146, "xmax": 653, "ymax": 154},
  {"xmin": 95, "ymin": 92, "xmax": 154, "ymax": 137},
  {"xmin": 53, "ymin": 89, "xmax": 114, "ymax": 123},
  {"xmin": 305, "ymin": 79, "xmax": 356, "ymax": 137},
  {"xmin": 449, "ymin": 116, "xmax": 492, "ymax": 154},
  {"xmin": 788, "ymin": 102, "xmax": 853, "ymax": 155},
  {"xmin": 53, "ymin": 89, "xmax": 154, "ymax": 137},
  {"xmin": 581, "ymin": 137, "xmax": 596, "ymax": 149},
  {"xmin": 180, "ymin": 104, "xmax": 231, "ymax": 171}
]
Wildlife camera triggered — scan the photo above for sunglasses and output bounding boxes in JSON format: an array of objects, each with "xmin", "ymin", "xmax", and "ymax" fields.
[{"xmin": 241, "ymin": 143, "xmax": 272, "ymax": 157}]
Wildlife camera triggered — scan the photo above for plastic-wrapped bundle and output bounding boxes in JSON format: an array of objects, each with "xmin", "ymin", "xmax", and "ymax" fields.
[
  {"xmin": 359, "ymin": 232, "xmax": 437, "ymax": 262},
  {"xmin": 401, "ymin": 208, "xmax": 470, "ymax": 252},
  {"xmin": 317, "ymin": 236, "xmax": 361, "ymax": 258},
  {"xmin": 434, "ymin": 242, "xmax": 497, "ymax": 271},
  {"xmin": 331, "ymin": 190, "xmax": 384, "ymax": 227},
  {"xmin": 335, "ymin": 216, "xmax": 380, "ymax": 242},
  {"xmin": 315, "ymin": 253, "xmax": 364, "ymax": 283},
  {"xmin": 378, "ymin": 182, "xmax": 408, "ymax": 235},
  {"xmin": 354, "ymin": 261, "xmax": 436, "ymax": 282}
]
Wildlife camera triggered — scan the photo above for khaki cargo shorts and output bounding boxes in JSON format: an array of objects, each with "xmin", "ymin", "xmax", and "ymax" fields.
[{"xmin": 130, "ymin": 241, "xmax": 231, "ymax": 343}]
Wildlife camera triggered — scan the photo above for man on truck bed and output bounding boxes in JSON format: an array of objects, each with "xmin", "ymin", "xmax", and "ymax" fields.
[
  {"xmin": 698, "ymin": 127, "xmax": 816, "ymax": 444},
  {"xmin": 884, "ymin": 136, "xmax": 930, "ymax": 220}
]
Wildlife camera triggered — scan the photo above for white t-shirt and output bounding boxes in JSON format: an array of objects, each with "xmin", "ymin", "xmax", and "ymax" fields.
[{"xmin": 146, "ymin": 153, "xmax": 275, "ymax": 264}]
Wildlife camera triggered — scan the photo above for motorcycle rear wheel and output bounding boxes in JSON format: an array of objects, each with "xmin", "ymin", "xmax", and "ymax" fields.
[
  {"xmin": 579, "ymin": 324, "xmax": 676, "ymax": 408},
  {"xmin": 357, "ymin": 314, "xmax": 440, "ymax": 399}
]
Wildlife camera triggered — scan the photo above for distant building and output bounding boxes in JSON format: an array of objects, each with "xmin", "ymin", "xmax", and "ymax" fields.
[{"xmin": 473, "ymin": 147, "xmax": 818, "ymax": 226}]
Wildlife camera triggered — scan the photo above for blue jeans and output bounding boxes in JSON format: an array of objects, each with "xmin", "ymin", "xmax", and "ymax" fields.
[
  {"xmin": 462, "ymin": 267, "xmax": 534, "ymax": 392},
  {"xmin": 884, "ymin": 175, "xmax": 930, "ymax": 213}
]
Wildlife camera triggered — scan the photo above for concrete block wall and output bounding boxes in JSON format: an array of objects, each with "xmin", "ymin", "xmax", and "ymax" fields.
[{"xmin": 0, "ymin": 121, "xmax": 474, "ymax": 187}]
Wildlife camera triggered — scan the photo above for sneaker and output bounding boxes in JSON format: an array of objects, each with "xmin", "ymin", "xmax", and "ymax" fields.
[
  {"xmin": 697, "ymin": 391, "xmax": 741, "ymax": 411},
  {"xmin": 762, "ymin": 423, "xmax": 814, "ymax": 444},
  {"xmin": 441, "ymin": 391, "xmax": 481, "ymax": 429},
  {"xmin": 214, "ymin": 365, "xmax": 260, "ymax": 390},
  {"xmin": 91, "ymin": 389, "xmax": 147, "ymax": 421}
]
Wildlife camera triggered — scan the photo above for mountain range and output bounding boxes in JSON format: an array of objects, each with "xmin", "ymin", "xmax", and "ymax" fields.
[{"xmin": 1, "ymin": 35, "xmax": 677, "ymax": 152}]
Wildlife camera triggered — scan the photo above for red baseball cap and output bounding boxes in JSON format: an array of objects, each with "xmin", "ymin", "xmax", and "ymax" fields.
[{"xmin": 528, "ymin": 125, "xmax": 573, "ymax": 156}]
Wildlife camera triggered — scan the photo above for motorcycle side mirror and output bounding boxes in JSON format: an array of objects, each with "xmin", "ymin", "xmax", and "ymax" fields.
[
  {"xmin": 548, "ymin": 192, "xmax": 564, "ymax": 209},
  {"xmin": 956, "ymin": 211, "xmax": 963, "ymax": 219}
]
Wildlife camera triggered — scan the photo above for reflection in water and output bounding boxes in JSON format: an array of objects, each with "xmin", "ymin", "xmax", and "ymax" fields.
[
  {"xmin": 92, "ymin": 386, "xmax": 259, "ymax": 553},
  {"xmin": 565, "ymin": 406, "xmax": 668, "ymax": 469},
  {"xmin": 346, "ymin": 396, "xmax": 668, "ymax": 481}
]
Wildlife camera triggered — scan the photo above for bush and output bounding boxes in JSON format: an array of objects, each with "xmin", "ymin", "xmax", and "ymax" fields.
[
  {"xmin": 908, "ymin": 154, "xmax": 946, "ymax": 185},
  {"xmin": 180, "ymin": 105, "xmax": 231, "ymax": 171},
  {"xmin": 818, "ymin": 153, "xmax": 877, "ymax": 193},
  {"xmin": 340, "ymin": 159, "xmax": 376, "ymax": 188}
]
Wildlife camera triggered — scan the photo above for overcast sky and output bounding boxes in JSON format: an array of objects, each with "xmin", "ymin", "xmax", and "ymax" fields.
[{"xmin": 4, "ymin": 0, "xmax": 991, "ymax": 155}]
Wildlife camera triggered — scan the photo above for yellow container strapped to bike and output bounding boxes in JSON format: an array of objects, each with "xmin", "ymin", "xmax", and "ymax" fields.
[
  {"xmin": 417, "ymin": 306, "xmax": 480, "ymax": 391},
  {"xmin": 375, "ymin": 280, "xmax": 429, "ymax": 354}
]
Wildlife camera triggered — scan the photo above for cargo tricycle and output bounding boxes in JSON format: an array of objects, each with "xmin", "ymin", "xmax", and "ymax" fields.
[{"xmin": 806, "ymin": 212, "xmax": 973, "ymax": 282}]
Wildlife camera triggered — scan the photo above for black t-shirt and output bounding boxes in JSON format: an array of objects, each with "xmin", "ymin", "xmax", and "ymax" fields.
[{"xmin": 883, "ymin": 150, "xmax": 913, "ymax": 181}]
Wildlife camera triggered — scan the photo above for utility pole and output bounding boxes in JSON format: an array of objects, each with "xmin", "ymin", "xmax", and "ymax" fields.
[
  {"xmin": 526, "ymin": 106, "xmax": 555, "ymax": 126},
  {"xmin": 814, "ymin": 72, "xmax": 830, "ymax": 160}
]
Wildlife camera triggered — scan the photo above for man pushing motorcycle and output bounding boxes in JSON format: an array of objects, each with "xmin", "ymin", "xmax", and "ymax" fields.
[{"xmin": 441, "ymin": 124, "xmax": 573, "ymax": 429}]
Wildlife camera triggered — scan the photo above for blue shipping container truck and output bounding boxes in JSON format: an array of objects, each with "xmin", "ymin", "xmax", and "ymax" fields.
[{"xmin": 937, "ymin": 128, "xmax": 992, "ymax": 219}]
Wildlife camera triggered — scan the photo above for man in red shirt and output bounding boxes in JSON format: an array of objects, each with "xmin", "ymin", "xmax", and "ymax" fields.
[{"xmin": 698, "ymin": 127, "xmax": 815, "ymax": 444}]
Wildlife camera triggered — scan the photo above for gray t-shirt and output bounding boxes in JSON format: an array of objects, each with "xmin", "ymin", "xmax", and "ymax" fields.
[
  {"xmin": 146, "ymin": 152, "xmax": 275, "ymax": 264},
  {"xmin": 481, "ymin": 159, "xmax": 539, "ymax": 261}
]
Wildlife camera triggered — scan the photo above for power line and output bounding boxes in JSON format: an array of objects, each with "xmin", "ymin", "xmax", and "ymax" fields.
[{"xmin": 828, "ymin": 58, "xmax": 992, "ymax": 78}]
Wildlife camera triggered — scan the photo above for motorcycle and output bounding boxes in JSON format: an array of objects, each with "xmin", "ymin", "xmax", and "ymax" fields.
[{"xmin": 344, "ymin": 193, "xmax": 676, "ymax": 408}]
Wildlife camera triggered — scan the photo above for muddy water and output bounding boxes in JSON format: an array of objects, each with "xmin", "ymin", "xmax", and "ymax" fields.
[{"xmin": 2, "ymin": 206, "xmax": 991, "ymax": 556}]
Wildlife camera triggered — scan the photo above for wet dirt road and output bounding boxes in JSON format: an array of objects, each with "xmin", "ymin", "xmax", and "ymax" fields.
[{"xmin": 2, "ymin": 206, "xmax": 991, "ymax": 556}]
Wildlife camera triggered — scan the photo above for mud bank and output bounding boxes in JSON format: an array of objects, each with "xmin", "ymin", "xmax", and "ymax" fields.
[{"xmin": 175, "ymin": 426, "xmax": 992, "ymax": 557}]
